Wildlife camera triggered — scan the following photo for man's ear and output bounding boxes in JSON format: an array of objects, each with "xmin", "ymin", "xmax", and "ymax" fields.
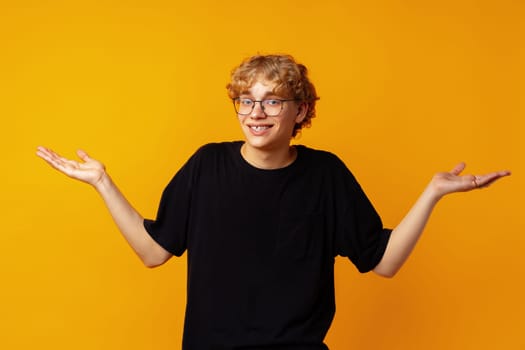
[{"xmin": 295, "ymin": 102, "xmax": 308, "ymax": 123}]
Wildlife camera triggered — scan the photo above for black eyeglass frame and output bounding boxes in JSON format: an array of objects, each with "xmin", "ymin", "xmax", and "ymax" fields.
[{"xmin": 232, "ymin": 98, "xmax": 300, "ymax": 117}]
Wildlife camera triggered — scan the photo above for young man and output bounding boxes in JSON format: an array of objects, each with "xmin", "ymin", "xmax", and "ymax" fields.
[{"xmin": 36, "ymin": 54, "xmax": 510, "ymax": 349}]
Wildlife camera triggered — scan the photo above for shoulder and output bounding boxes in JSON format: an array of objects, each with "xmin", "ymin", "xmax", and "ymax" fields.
[
  {"xmin": 296, "ymin": 145, "xmax": 347, "ymax": 169},
  {"xmin": 190, "ymin": 141, "xmax": 242, "ymax": 161},
  {"xmin": 195, "ymin": 141, "xmax": 241, "ymax": 155},
  {"xmin": 171, "ymin": 142, "xmax": 242, "ymax": 184},
  {"xmin": 296, "ymin": 145, "xmax": 360, "ymax": 186},
  {"xmin": 180, "ymin": 141, "xmax": 243, "ymax": 174}
]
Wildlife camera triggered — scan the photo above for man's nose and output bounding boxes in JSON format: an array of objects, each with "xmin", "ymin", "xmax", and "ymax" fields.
[{"xmin": 250, "ymin": 101, "xmax": 267, "ymax": 118}]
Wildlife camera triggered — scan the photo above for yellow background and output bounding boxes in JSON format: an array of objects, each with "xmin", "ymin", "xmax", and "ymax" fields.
[{"xmin": 1, "ymin": 0, "xmax": 523, "ymax": 349}]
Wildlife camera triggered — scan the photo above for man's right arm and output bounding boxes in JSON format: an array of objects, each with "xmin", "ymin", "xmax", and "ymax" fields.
[
  {"xmin": 36, "ymin": 146, "xmax": 172, "ymax": 267},
  {"xmin": 94, "ymin": 173, "xmax": 172, "ymax": 267}
]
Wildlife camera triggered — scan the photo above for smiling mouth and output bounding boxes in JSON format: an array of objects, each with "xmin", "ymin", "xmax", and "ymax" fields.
[{"xmin": 249, "ymin": 125, "xmax": 272, "ymax": 132}]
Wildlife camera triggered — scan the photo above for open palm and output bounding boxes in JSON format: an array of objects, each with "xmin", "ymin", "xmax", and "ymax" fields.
[
  {"xmin": 36, "ymin": 146, "xmax": 106, "ymax": 186},
  {"xmin": 431, "ymin": 162, "xmax": 511, "ymax": 197}
]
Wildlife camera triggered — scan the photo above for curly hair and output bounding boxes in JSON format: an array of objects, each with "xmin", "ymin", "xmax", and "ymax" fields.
[{"xmin": 226, "ymin": 54, "xmax": 319, "ymax": 137}]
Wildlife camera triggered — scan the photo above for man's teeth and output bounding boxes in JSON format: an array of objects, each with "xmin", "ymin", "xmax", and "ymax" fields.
[{"xmin": 250, "ymin": 126, "xmax": 270, "ymax": 132}]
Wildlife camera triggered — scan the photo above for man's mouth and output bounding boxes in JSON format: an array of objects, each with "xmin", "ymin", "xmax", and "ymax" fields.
[{"xmin": 249, "ymin": 125, "xmax": 272, "ymax": 132}]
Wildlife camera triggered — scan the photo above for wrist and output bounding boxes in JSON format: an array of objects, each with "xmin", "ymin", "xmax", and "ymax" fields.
[
  {"xmin": 422, "ymin": 182, "xmax": 443, "ymax": 205},
  {"xmin": 93, "ymin": 172, "xmax": 113, "ymax": 193}
]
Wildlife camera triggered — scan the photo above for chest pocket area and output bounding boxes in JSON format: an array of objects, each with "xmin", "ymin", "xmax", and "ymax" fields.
[{"xmin": 276, "ymin": 213, "xmax": 325, "ymax": 261}]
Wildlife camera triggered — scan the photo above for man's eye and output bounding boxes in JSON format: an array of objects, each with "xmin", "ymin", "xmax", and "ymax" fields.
[
  {"xmin": 240, "ymin": 99, "xmax": 253, "ymax": 105},
  {"xmin": 264, "ymin": 100, "xmax": 280, "ymax": 106}
]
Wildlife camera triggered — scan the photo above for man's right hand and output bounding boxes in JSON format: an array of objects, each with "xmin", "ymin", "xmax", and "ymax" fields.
[{"xmin": 36, "ymin": 146, "xmax": 106, "ymax": 188}]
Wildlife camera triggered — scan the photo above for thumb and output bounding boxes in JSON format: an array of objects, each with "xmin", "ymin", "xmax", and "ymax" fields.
[
  {"xmin": 76, "ymin": 149, "xmax": 91, "ymax": 162},
  {"xmin": 450, "ymin": 162, "xmax": 466, "ymax": 175}
]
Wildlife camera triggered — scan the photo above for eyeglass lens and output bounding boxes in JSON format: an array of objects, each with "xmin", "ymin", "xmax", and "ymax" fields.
[{"xmin": 234, "ymin": 99, "xmax": 283, "ymax": 116}]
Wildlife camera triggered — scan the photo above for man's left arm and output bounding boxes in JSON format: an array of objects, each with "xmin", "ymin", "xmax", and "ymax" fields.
[{"xmin": 373, "ymin": 163, "xmax": 510, "ymax": 278}]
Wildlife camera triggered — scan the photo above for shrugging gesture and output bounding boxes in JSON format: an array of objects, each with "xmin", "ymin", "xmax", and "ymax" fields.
[
  {"xmin": 33, "ymin": 55, "xmax": 514, "ymax": 349},
  {"xmin": 373, "ymin": 162, "xmax": 511, "ymax": 277}
]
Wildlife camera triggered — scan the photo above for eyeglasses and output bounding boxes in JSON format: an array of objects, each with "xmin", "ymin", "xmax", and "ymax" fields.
[{"xmin": 232, "ymin": 98, "xmax": 299, "ymax": 117}]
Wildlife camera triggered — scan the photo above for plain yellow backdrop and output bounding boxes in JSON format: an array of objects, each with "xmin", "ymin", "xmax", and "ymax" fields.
[{"xmin": 1, "ymin": 0, "xmax": 523, "ymax": 349}]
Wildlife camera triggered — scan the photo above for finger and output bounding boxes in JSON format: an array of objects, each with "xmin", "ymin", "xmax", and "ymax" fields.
[
  {"xmin": 46, "ymin": 149, "xmax": 85, "ymax": 170},
  {"xmin": 36, "ymin": 146, "xmax": 56, "ymax": 160},
  {"xmin": 36, "ymin": 147, "xmax": 76, "ymax": 173},
  {"xmin": 38, "ymin": 151, "xmax": 67, "ymax": 171},
  {"xmin": 36, "ymin": 146, "xmax": 62, "ymax": 165},
  {"xmin": 48, "ymin": 148, "xmax": 70, "ymax": 163},
  {"xmin": 36, "ymin": 146, "xmax": 50, "ymax": 159},
  {"xmin": 39, "ymin": 147, "xmax": 68, "ymax": 164},
  {"xmin": 36, "ymin": 148, "xmax": 53, "ymax": 163},
  {"xmin": 472, "ymin": 175, "xmax": 479, "ymax": 189},
  {"xmin": 450, "ymin": 162, "xmax": 466, "ymax": 175},
  {"xmin": 36, "ymin": 145, "xmax": 50, "ymax": 155},
  {"xmin": 471, "ymin": 171, "xmax": 510, "ymax": 189},
  {"xmin": 76, "ymin": 149, "xmax": 91, "ymax": 162}
]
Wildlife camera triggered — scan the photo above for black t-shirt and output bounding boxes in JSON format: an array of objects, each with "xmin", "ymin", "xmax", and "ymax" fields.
[{"xmin": 144, "ymin": 141, "xmax": 391, "ymax": 350}]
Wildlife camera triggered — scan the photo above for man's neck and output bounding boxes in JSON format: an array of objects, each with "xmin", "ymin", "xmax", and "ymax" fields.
[{"xmin": 241, "ymin": 143, "xmax": 297, "ymax": 170}]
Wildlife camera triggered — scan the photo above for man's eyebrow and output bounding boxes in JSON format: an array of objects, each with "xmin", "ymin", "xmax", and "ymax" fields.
[{"xmin": 239, "ymin": 91, "xmax": 277, "ymax": 98}]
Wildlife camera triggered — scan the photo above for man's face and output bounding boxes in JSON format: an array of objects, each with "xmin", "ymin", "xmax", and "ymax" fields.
[{"xmin": 237, "ymin": 80, "xmax": 306, "ymax": 153}]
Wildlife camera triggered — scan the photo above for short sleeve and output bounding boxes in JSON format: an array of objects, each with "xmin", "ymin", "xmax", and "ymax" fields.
[
  {"xmin": 332, "ymin": 159, "xmax": 392, "ymax": 273},
  {"xmin": 143, "ymin": 152, "xmax": 200, "ymax": 257}
]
